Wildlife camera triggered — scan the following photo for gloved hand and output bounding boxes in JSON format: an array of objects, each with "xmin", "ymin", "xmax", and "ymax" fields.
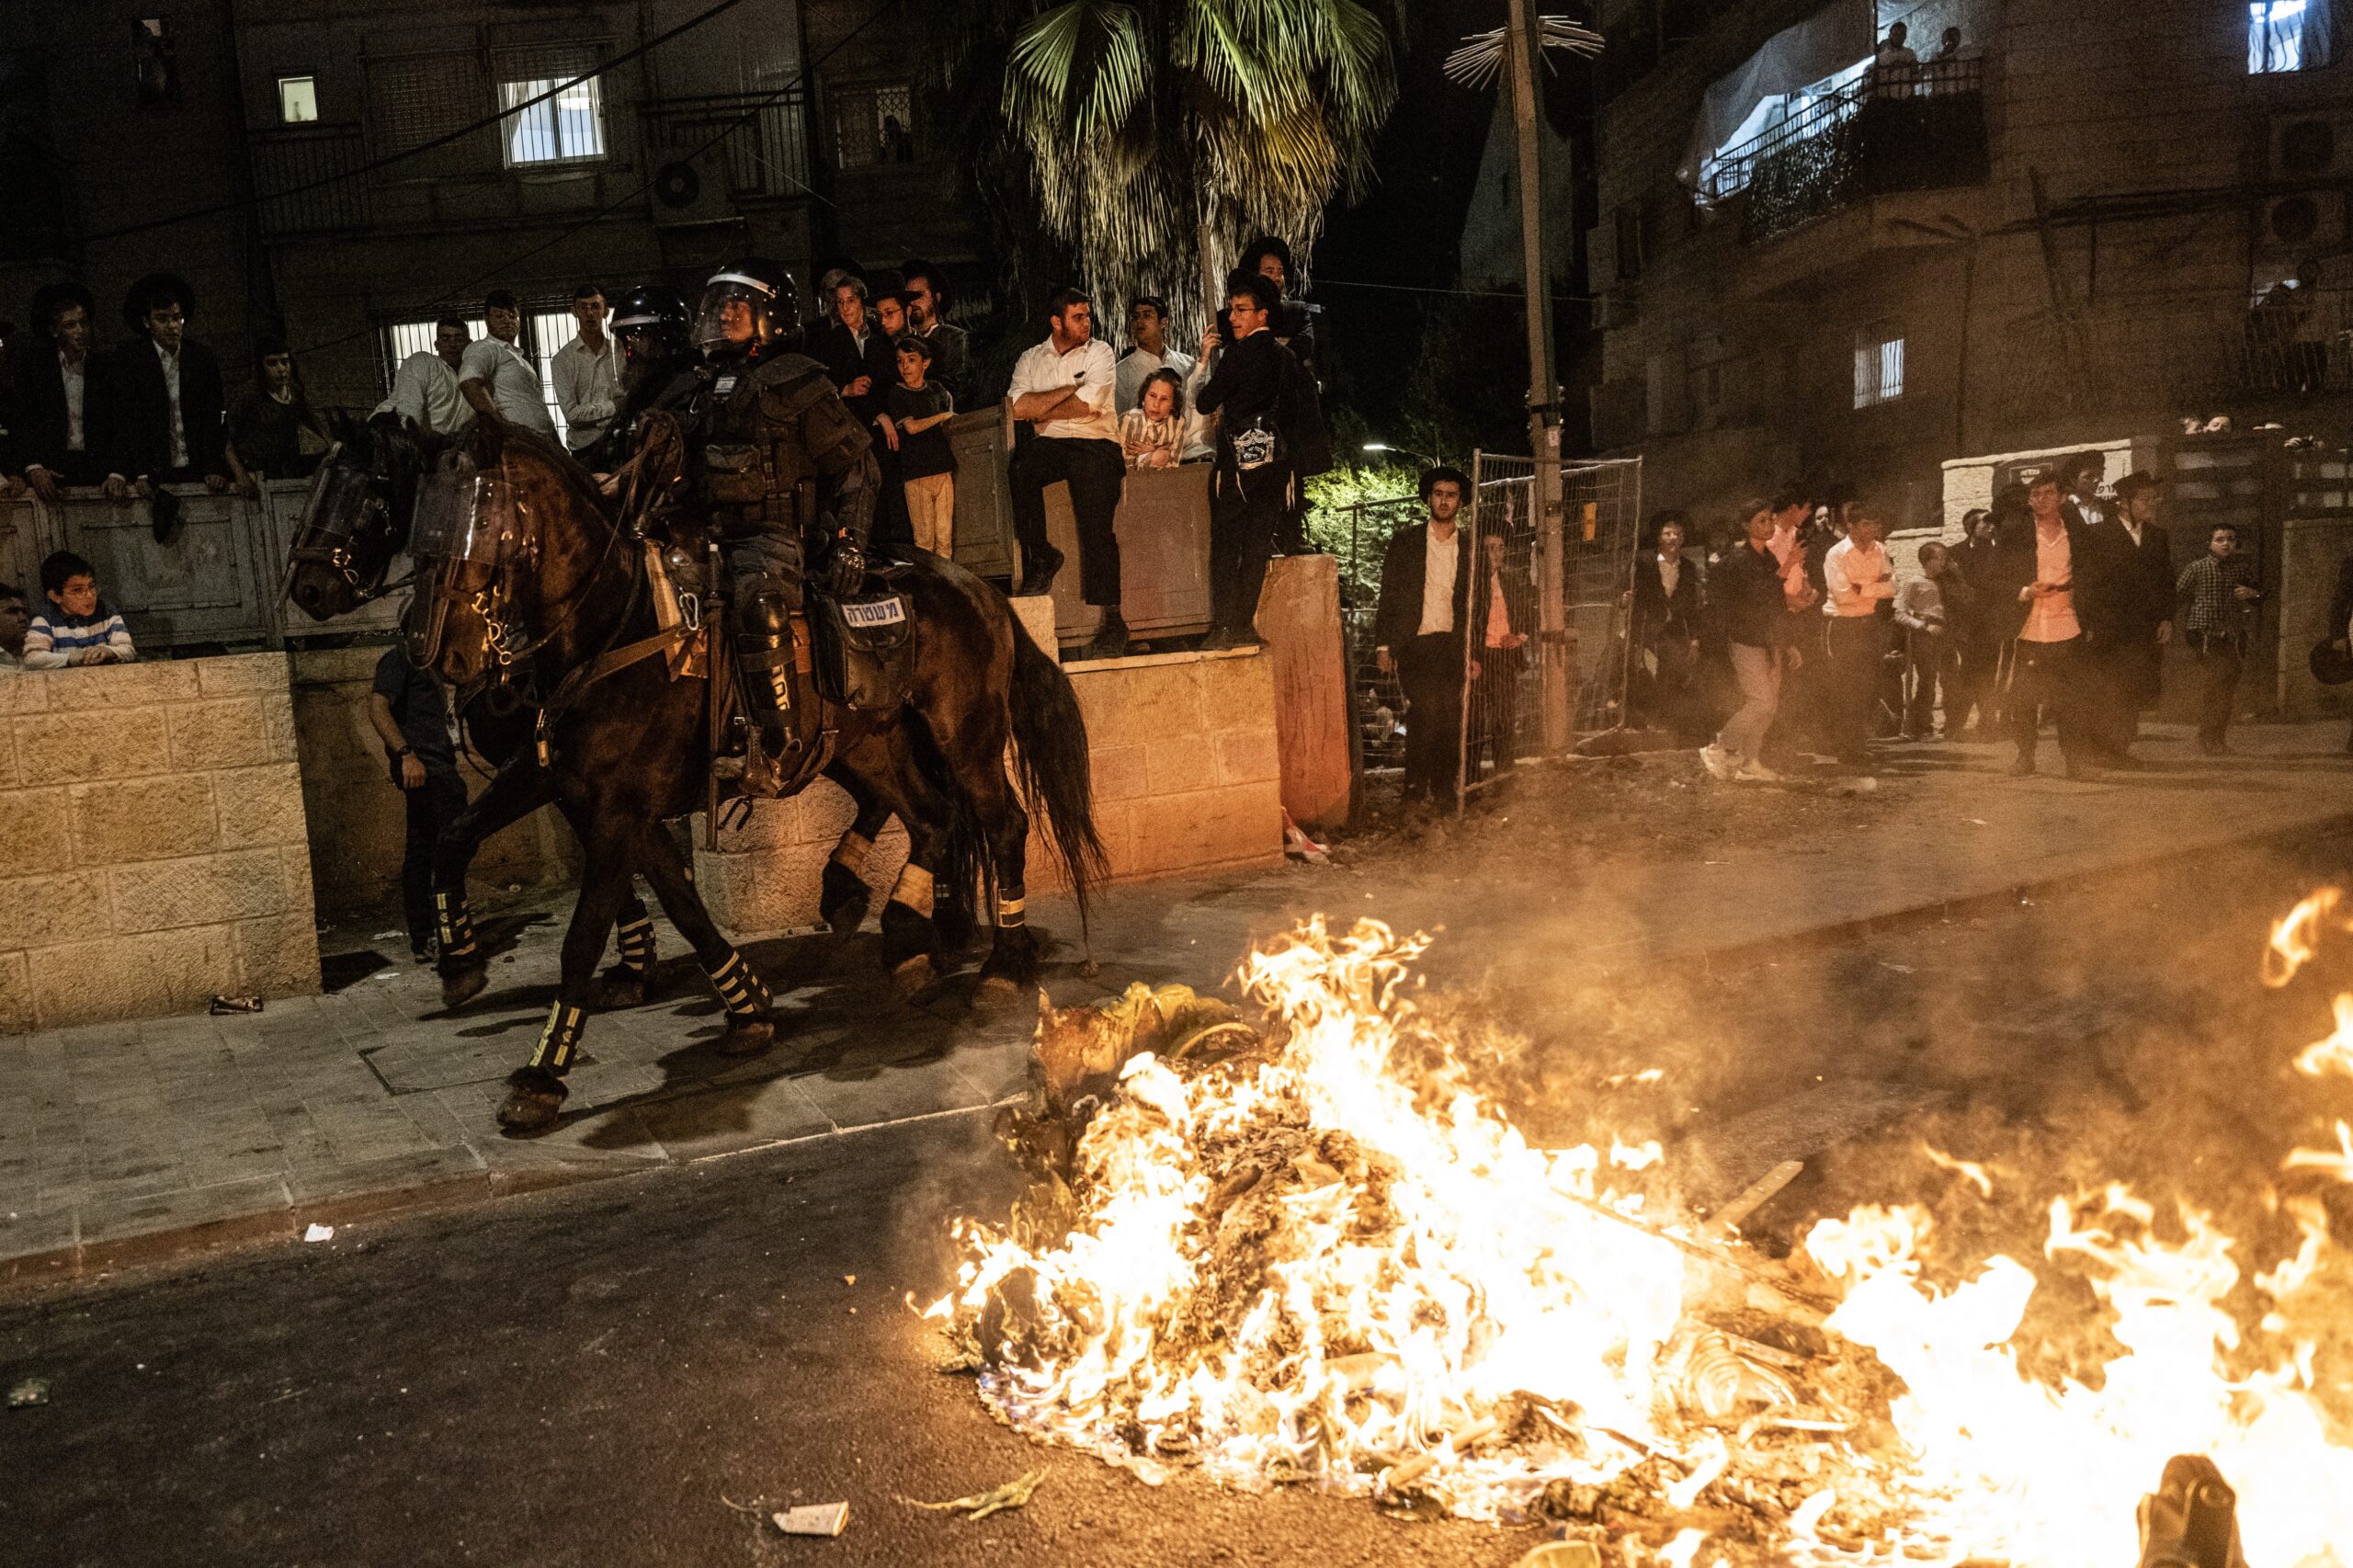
[{"xmin": 828, "ymin": 541, "xmax": 866, "ymax": 597}]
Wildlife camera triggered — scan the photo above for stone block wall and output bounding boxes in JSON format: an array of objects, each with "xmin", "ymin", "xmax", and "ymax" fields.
[
  {"xmin": 0, "ymin": 654, "xmax": 321, "ymax": 1034},
  {"xmin": 289, "ymin": 647, "xmax": 582, "ymax": 916},
  {"xmin": 692, "ymin": 621, "xmax": 1285, "ymax": 937}
]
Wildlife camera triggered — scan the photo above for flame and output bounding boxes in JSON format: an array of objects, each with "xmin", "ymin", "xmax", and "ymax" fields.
[
  {"xmin": 930, "ymin": 910, "xmax": 2353, "ymax": 1564},
  {"xmin": 1920, "ymin": 1142, "xmax": 1995, "ymax": 1199},
  {"xmin": 2266, "ymin": 886, "xmax": 2347, "ymax": 987},
  {"xmin": 2296, "ymin": 994, "xmax": 2353, "ymax": 1079}
]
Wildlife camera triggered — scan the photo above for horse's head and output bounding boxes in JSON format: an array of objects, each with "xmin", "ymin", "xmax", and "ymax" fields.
[
  {"xmin": 403, "ymin": 449, "xmax": 536, "ymax": 696},
  {"xmin": 283, "ymin": 413, "xmax": 431, "ymax": 621}
]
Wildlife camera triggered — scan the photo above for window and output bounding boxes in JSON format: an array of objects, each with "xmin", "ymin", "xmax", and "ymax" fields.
[
  {"xmin": 1854, "ymin": 320, "xmax": 1904, "ymax": 407},
  {"xmin": 278, "ymin": 75, "xmax": 318, "ymax": 124},
  {"xmin": 831, "ymin": 81, "xmax": 917, "ymax": 169},
  {"xmin": 500, "ymin": 74, "xmax": 606, "ymax": 165},
  {"xmin": 2249, "ymin": 1, "xmax": 2332, "ymax": 73},
  {"xmin": 528, "ymin": 310, "xmax": 580, "ymax": 442}
]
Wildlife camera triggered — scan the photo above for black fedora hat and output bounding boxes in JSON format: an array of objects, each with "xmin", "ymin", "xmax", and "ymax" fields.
[
  {"xmin": 2310, "ymin": 637, "xmax": 2353, "ymax": 687},
  {"xmin": 121, "ymin": 270, "xmax": 198, "ymax": 331}
]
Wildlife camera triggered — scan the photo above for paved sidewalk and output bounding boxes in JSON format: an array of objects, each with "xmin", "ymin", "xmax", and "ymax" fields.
[{"xmin": 6, "ymin": 719, "xmax": 2349, "ymax": 1289}]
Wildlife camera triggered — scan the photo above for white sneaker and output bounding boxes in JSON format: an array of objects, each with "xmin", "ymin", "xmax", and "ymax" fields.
[
  {"xmin": 1735, "ymin": 761, "xmax": 1785, "ymax": 783},
  {"xmin": 1699, "ymin": 744, "xmax": 1736, "ymax": 780}
]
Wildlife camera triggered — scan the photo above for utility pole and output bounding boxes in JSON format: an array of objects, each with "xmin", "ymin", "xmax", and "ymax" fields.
[{"xmin": 1506, "ymin": 0, "xmax": 1571, "ymax": 753}]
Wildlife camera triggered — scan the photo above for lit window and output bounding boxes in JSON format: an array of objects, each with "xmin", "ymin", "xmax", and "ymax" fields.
[
  {"xmin": 278, "ymin": 75, "xmax": 317, "ymax": 123},
  {"xmin": 385, "ymin": 318, "xmax": 485, "ymax": 383},
  {"xmin": 528, "ymin": 310, "xmax": 581, "ymax": 442},
  {"xmin": 1854, "ymin": 321, "xmax": 1904, "ymax": 407},
  {"xmin": 500, "ymin": 74, "xmax": 606, "ymax": 165},
  {"xmin": 2249, "ymin": 1, "xmax": 2322, "ymax": 73}
]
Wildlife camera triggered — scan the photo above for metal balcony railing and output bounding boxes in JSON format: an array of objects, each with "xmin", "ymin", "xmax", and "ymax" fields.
[
  {"xmin": 640, "ymin": 87, "xmax": 814, "ymax": 205},
  {"xmin": 247, "ymin": 123, "xmax": 372, "ymax": 236},
  {"xmin": 1988, "ymin": 289, "xmax": 2353, "ymax": 426},
  {"xmin": 1704, "ymin": 56, "xmax": 1988, "ymax": 243}
]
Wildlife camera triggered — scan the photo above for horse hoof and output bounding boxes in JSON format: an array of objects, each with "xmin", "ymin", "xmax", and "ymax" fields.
[
  {"xmin": 441, "ymin": 962, "xmax": 490, "ymax": 1011},
  {"xmin": 589, "ymin": 968, "xmax": 646, "ymax": 1011},
  {"xmin": 716, "ymin": 1017, "xmax": 776, "ymax": 1057},
  {"xmin": 823, "ymin": 890, "xmax": 871, "ymax": 940},
  {"xmin": 495, "ymin": 1071, "xmax": 565, "ymax": 1135},
  {"xmin": 972, "ymin": 974, "xmax": 1022, "ymax": 1011},
  {"xmin": 890, "ymin": 954, "xmax": 936, "ymax": 1001}
]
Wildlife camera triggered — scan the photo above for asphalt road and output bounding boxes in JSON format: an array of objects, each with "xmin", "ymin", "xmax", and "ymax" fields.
[{"xmin": 10, "ymin": 824, "xmax": 2353, "ymax": 1568}]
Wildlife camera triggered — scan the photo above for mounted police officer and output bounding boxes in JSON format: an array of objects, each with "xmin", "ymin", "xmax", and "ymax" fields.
[
  {"xmin": 576, "ymin": 284, "xmax": 695, "ymax": 473},
  {"xmin": 673, "ymin": 259, "xmax": 877, "ymax": 755}
]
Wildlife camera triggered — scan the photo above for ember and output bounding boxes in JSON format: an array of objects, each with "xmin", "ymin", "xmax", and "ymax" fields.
[{"xmin": 927, "ymin": 910, "xmax": 2353, "ymax": 1565}]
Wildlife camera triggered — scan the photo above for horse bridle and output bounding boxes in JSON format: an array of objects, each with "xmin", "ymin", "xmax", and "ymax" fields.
[{"xmin": 280, "ymin": 439, "xmax": 414, "ymax": 606}]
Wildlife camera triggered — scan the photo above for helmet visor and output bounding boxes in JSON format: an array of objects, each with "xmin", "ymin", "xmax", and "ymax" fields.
[{"xmin": 693, "ymin": 279, "xmax": 771, "ymax": 357}]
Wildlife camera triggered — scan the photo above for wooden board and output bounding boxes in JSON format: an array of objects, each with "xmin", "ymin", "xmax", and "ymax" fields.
[{"xmin": 1258, "ymin": 554, "xmax": 1350, "ymax": 833}]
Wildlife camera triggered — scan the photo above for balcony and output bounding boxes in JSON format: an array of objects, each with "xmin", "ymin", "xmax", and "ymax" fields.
[{"xmin": 1704, "ymin": 57, "xmax": 1988, "ymax": 244}]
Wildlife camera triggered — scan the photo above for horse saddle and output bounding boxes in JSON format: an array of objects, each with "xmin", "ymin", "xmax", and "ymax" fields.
[{"xmin": 810, "ymin": 564, "xmax": 915, "ymax": 712}]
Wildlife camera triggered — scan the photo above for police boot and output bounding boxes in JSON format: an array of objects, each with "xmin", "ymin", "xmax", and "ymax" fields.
[{"xmin": 735, "ymin": 590, "xmax": 801, "ymax": 759}]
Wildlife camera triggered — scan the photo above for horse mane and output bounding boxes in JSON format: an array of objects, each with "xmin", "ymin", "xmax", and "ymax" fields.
[{"xmin": 472, "ymin": 420, "xmax": 618, "ymax": 527}]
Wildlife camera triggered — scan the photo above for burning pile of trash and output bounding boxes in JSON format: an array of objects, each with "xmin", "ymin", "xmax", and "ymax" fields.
[{"xmin": 925, "ymin": 914, "xmax": 2353, "ymax": 1565}]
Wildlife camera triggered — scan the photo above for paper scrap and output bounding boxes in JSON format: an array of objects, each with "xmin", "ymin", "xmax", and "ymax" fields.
[
  {"xmin": 773, "ymin": 1502, "xmax": 849, "ymax": 1537},
  {"xmin": 303, "ymin": 1223, "xmax": 335, "ymax": 1243},
  {"xmin": 903, "ymin": 1468, "xmax": 1047, "ymax": 1520}
]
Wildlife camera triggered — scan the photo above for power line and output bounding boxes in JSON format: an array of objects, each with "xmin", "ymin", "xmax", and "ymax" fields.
[{"xmin": 85, "ymin": 0, "xmax": 758, "ymax": 245}]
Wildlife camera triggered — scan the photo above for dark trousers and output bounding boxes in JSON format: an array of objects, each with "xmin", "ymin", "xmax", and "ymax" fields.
[
  {"xmin": 1470, "ymin": 653, "xmax": 1520, "ymax": 778},
  {"xmin": 2094, "ymin": 634, "xmax": 2164, "ymax": 754},
  {"xmin": 1208, "ymin": 472, "xmax": 1284, "ymax": 632},
  {"xmin": 2191, "ymin": 631, "xmax": 2245, "ymax": 746},
  {"xmin": 1008, "ymin": 436, "xmax": 1124, "ymax": 606},
  {"xmin": 2007, "ymin": 636, "xmax": 2091, "ymax": 765},
  {"xmin": 1824, "ymin": 615, "xmax": 1885, "ymax": 764},
  {"xmin": 1902, "ymin": 627, "xmax": 1947, "ymax": 736},
  {"xmin": 870, "ymin": 436, "xmax": 914, "ymax": 551},
  {"xmin": 401, "ymin": 768, "xmax": 470, "ymax": 951},
  {"xmin": 1631, "ymin": 633, "xmax": 1700, "ymax": 739},
  {"xmin": 1397, "ymin": 632, "xmax": 1466, "ymax": 806}
]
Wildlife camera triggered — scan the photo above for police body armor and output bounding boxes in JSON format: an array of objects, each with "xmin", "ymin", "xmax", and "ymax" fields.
[{"xmin": 680, "ymin": 351, "xmax": 875, "ymax": 754}]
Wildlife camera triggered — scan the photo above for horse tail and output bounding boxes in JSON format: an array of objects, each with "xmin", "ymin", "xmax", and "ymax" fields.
[{"xmin": 1007, "ymin": 629, "xmax": 1108, "ymax": 926}]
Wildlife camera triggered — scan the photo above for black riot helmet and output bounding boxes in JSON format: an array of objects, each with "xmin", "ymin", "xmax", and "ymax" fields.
[
  {"xmin": 693, "ymin": 258, "xmax": 799, "ymax": 362},
  {"xmin": 610, "ymin": 284, "xmax": 692, "ymax": 391}
]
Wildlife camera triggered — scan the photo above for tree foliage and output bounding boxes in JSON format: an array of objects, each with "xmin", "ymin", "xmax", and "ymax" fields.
[{"xmin": 949, "ymin": 0, "xmax": 1399, "ymax": 340}]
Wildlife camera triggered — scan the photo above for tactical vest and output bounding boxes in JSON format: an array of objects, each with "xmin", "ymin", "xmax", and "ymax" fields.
[{"xmin": 691, "ymin": 352, "xmax": 833, "ymax": 526}]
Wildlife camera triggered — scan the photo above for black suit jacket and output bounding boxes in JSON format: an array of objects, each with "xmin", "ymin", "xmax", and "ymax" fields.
[
  {"xmin": 2097, "ymin": 520, "xmax": 2174, "ymax": 639},
  {"xmin": 1631, "ymin": 551, "xmax": 1704, "ymax": 642},
  {"xmin": 1373, "ymin": 522, "xmax": 1472, "ymax": 652},
  {"xmin": 8, "ymin": 342, "xmax": 117, "ymax": 480},
  {"xmin": 811, "ymin": 321, "xmax": 896, "ymax": 427},
  {"xmin": 1992, "ymin": 515, "xmax": 2113, "ymax": 642},
  {"xmin": 103, "ymin": 335, "xmax": 228, "ymax": 481},
  {"xmin": 2329, "ymin": 557, "xmax": 2353, "ymax": 644}
]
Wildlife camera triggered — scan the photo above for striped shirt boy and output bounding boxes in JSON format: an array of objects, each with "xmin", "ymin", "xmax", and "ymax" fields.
[{"xmin": 23, "ymin": 608, "xmax": 137, "ymax": 667}]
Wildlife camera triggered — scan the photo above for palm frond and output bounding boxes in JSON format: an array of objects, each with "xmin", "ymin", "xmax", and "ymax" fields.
[{"xmin": 1442, "ymin": 16, "xmax": 1605, "ymax": 91}]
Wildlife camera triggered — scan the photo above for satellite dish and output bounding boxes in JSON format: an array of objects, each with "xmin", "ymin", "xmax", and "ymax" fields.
[{"xmin": 654, "ymin": 161, "xmax": 701, "ymax": 210}]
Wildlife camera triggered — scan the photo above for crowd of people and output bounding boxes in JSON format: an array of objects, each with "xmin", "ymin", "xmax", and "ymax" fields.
[{"xmin": 1615, "ymin": 453, "xmax": 2260, "ymax": 787}]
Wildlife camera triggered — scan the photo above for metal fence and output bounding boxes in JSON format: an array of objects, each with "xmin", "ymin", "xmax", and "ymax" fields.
[
  {"xmin": 1461, "ymin": 454, "xmax": 1644, "ymax": 801},
  {"xmin": 1315, "ymin": 494, "xmax": 1428, "ymax": 772}
]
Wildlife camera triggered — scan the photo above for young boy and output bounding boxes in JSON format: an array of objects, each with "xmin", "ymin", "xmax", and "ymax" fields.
[
  {"xmin": 887, "ymin": 335, "xmax": 957, "ymax": 557},
  {"xmin": 1119, "ymin": 368, "xmax": 1186, "ymax": 471},
  {"xmin": 0, "ymin": 583, "xmax": 29, "ymax": 669},
  {"xmin": 23, "ymin": 551, "xmax": 136, "ymax": 667},
  {"xmin": 2176, "ymin": 523, "xmax": 2262, "ymax": 755}
]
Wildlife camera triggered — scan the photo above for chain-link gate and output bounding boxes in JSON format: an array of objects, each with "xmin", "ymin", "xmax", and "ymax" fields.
[
  {"xmin": 1460, "ymin": 454, "xmax": 1643, "ymax": 802},
  {"xmin": 1324, "ymin": 494, "xmax": 1428, "ymax": 775}
]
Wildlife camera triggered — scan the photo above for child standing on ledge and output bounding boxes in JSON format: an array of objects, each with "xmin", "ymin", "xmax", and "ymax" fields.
[
  {"xmin": 23, "ymin": 550, "xmax": 136, "ymax": 667},
  {"xmin": 887, "ymin": 335, "xmax": 957, "ymax": 559}
]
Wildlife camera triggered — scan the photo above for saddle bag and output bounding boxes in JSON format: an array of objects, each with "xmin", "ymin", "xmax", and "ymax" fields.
[{"xmin": 813, "ymin": 588, "xmax": 915, "ymax": 711}]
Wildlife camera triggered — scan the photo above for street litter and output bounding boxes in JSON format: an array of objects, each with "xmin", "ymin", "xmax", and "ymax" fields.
[
  {"xmin": 772, "ymin": 1502, "xmax": 849, "ymax": 1537},
  {"xmin": 208, "ymin": 994, "xmax": 264, "ymax": 1015},
  {"xmin": 303, "ymin": 1223, "xmax": 334, "ymax": 1243},
  {"xmin": 903, "ymin": 1469, "xmax": 1046, "ymax": 1520},
  {"xmin": 8, "ymin": 1378, "xmax": 51, "ymax": 1408},
  {"xmin": 1879, "ymin": 961, "xmax": 1915, "ymax": 974}
]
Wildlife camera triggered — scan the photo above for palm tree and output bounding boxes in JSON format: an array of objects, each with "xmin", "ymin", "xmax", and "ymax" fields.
[{"xmin": 956, "ymin": 0, "xmax": 1398, "ymax": 340}]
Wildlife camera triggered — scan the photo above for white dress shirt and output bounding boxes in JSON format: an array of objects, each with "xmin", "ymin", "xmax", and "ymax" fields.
[
  {"xmin": 1114, "ymin": 345, "xmax": 1194, "ymax": 415},
  {"xmin": 1823, "ymin": 537, "xmax": 1893, "ymax": 617},
  {"xmin": 550, "ymin": 334, "xmax": 619, "ymax": 451},
  {"xmin": 1006, "ymin": 336, "xmax": 1119, "ymax": 443},
  {"xmin": 459, "ymin": 335, "xmax": 557, "ymax": 437},
  {"xmin": 154, "ymin": 340, "xmax": 188, "ymax": 470},
  {"xmin": 375, "ymin": 352, "xmax": 475, "ymax": 436},
  {"xmin": 61, "ymin": 350, "xmax": 87, "ymax": 453},
  {"xmin": 1419, "ymin": 526, "xmax": 1461, "ymax": 636}
]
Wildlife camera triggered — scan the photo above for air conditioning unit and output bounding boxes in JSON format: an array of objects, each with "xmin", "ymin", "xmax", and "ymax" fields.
[
  {"xmin": 2257, "ymin": 191, "xmax": 2348, "ymax": 255},
  {"xmin": 646, "ymin": 147, "xmax": 739, "ymax": 228},
  {"xmin": 2270, "ymin": 112, "xmax": 2353, "ymax": 180}
]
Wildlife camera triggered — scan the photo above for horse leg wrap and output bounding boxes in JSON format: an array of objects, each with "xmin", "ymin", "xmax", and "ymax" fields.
[
  {"xmin": 888, "ymin": 864, "xmax": 936, "ymax": 920},
  {"xmin": 529, "ymin": 1001, "xmax": 589, "ymax": 1075},
  {"xmin": 616, "ymin": 915, "xmax": 656, "ymax": 976},
  {"xmin": 435, "ymin": 890, "xmax": 477, "ymax": 960},
  {"xmin": 995, "ymin": 886, "xmax": 1027, "ymax": 929},
  {"xmin": 705, "ymin": 951, "xmax": 772, "ymax": 1020},
  {"xmin": 830, "ymin": 831, "xmax": 873, "ymax": 876}
]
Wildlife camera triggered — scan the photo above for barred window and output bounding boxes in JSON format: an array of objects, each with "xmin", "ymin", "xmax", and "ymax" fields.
[
  {"xmin": 498, "ymin": 74, "xmax": 606, "ymax": 165},
  {"xmin": 1854, "ymin": 320, "xmax": 1905, "ymax": 408},
  {"xmin": 2249, "ymin": 1, "xmax": 2333, "ymax": 73},
  {"xmin": 831, "ymin": 81, "xmax": 916, "ymax": 169}
]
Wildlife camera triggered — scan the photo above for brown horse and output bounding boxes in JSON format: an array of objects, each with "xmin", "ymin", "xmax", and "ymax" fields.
[{"xmin": 400, "ymin": 422, "xmax": 1102, "ymax": 1131}]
